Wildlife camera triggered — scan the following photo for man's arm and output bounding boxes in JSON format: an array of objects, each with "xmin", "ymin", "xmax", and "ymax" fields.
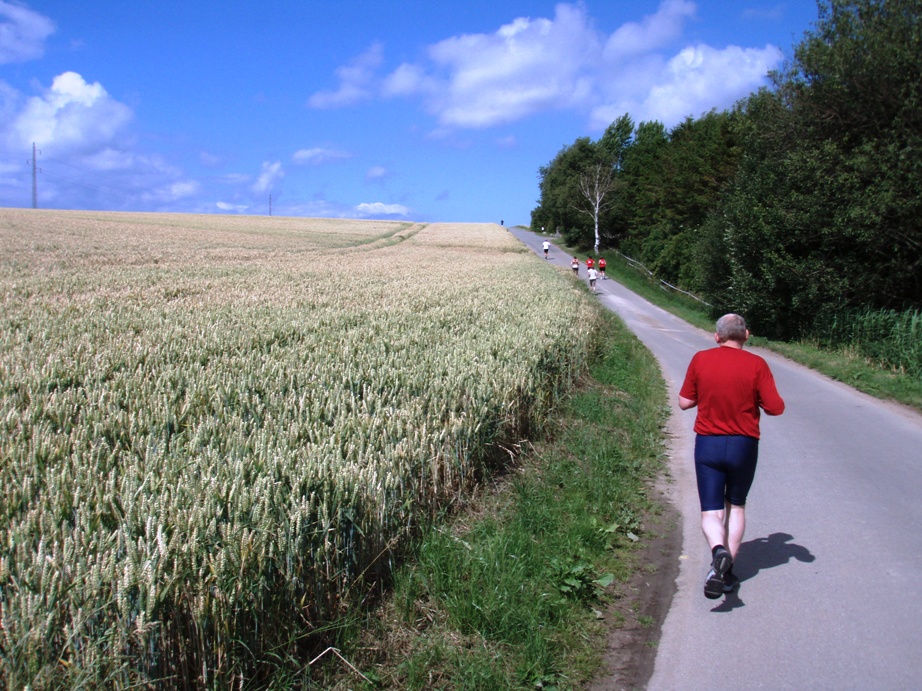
[
  {"xmin": 678, "ymin": 395, "xmax": 697, "ymax": 410},
  {"xmin": 758, "ymin": 365, "xmax": 785, "ymax": 416}
]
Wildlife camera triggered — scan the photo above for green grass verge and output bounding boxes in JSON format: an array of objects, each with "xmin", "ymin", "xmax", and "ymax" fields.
[{"xmin": 314, "ymin": 308, "xmax": 669, "ymax": 689}]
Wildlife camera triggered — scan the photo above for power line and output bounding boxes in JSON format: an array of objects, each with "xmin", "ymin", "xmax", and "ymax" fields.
[
  {"xmin": 40, "ymin": 170, "xmax": 115, "ymax": 196},
  {"xmin": 36, "ymin": 155, "xmax": 165, "ymax": 201}
]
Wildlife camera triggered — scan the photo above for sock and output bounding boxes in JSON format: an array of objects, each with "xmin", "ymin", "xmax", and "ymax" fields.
[{"xmin": 712, "ymin": 544, "xmax": 726, "ymax": 557}]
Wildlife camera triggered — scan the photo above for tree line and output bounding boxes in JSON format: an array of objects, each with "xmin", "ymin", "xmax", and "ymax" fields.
[{"xmin": 531, "ymin": 0, "xmax": 921, "ymax": 344}]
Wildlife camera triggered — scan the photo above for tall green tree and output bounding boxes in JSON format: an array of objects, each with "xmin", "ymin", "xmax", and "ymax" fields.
[
  {"xmin": 658, "ymin": 111, "xmax": 742, "ymax": 290},
  {"xmin": 785, "ymin": 0, "xmax": 922, "ymax": 307},
  {"xmin": 613, "ymin": 113, "xmax": 740, "ymax": 288},
  {"xmin": 532, "ymin": 137, "xmax": 597, "ymax": 247},
  {"xmin": 615, "ymin": 120, "xmax": 670, "ymax": 264},
  {"xmin": 533, "ymin": 121, "xmax": 635, "ymax": 251},
  {"xmin": 598, "ymin": 114, "xmax": 634, "ymax": 172},
  {"xmin": 597, "ymin": 114, "xmax": 634, "ymax": 248},
  {"xmin": 708, "ymin": 0, "xmax": 922, "ymax": 337}
]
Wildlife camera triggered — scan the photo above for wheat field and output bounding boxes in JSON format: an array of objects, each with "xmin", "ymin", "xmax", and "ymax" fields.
[{"xmin": 0, "ymin": 209, "xmax": 599, "ymax": 687}]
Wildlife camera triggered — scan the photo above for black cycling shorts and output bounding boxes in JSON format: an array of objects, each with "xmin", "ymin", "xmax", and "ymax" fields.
[{"xmin": 694, "ymin": 434, "xmax": 759, "ymax": 511}]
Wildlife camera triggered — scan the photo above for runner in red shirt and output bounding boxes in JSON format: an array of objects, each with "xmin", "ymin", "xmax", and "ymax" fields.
[
  {"xmin": 679, "ymin": 313, "xmax": 785, "ymax": 598},
  {"xmin": 598, "ymin": 257, "xmax": 606, "ymax": 279},
  {"xmin": 586, "ymin": 256, "xmax": 594, "ymax": 271}
]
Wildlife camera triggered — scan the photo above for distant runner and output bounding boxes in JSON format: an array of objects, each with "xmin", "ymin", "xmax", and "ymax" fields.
[
  {"xmin": 571, "ymin": 256, "xmax": 579, "ymax": 275},
  {"xmin": 598, "ymin": 256, "xmax": 607, "ymax": 280},
  {"xmin": 543, "ymin": 240, "xmax": 550, "ymax": 259},
  {"xmin": 588, "ymin": 267, "xmax": 598, "ymax": 293}
]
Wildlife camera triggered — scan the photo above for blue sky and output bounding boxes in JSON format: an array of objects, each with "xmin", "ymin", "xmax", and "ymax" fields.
[{"xmin": 0, "ymin": 1, "xmax": 817, "ymax": 225}]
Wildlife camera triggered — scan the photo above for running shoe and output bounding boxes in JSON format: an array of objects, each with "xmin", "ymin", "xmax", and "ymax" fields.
[
  {"xmin": 723, "ymin": 570, "xmax": 740, "ymax": 593},
  {"xmin": 703, "ymin": 547, "xmax": 732, "ymax": 599}
]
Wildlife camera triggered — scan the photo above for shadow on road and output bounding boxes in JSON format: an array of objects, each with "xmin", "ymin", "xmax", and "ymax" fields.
[
  {"xmin": 711, "ymin": 532, "xmax": 815, "ymax": 612},
  {"xmin": 737, "ymin": 531, "xmax": 816, "ymax": 581}
]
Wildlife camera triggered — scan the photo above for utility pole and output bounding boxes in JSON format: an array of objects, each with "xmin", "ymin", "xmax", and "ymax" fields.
[
  {"xmin": 269, "ymin": 193, "xmax": 273, "ymax": 216},
  {"xmin": 29, "ymin": 143, "xmax": 41, "ymax": 208}
]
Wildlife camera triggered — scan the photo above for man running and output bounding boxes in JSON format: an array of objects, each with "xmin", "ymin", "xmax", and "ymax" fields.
[
  {"xmin": 598, "ymin": 256, "xmax": 606, "ymax": 279},
  {"xmin": 543, "ymin": 240, "xmax": 550, "ymax": 259},
  {"xmin": 678, "ymin": 314, "xmax": 785, "ymax": 598},
  {"xmin": 571, "ymin": 256, "xmax": 579, "ymax": 275}
]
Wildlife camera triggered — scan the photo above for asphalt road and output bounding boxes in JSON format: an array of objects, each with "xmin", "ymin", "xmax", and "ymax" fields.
[{"xmin": 509, "ymin": 227, "xmax": 922, "ymax": 690}]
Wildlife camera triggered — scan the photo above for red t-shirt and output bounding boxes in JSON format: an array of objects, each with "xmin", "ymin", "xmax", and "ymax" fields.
[
  {"xmin": 586, "ymin": 258, "xmax": 594, "ymax": 269},
  {"xmin": 679, "ymin": 346, "xmax": 785, "ymax": 438}
]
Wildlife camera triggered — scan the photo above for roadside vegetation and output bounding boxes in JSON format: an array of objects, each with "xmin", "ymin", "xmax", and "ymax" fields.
[
  {"xmin": 318, "ymin": 303, "xmax": 669, "ymax": 690},
  {"xmin": 606, "ymin": 249, "xmax": 922, "ymax": 412},
  {"xmin": 558, "ymin": 243, "xmax": 922, "ymax": 412}
]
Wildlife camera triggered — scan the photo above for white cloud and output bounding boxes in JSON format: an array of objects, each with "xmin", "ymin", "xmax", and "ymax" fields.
[
  {"xmin": 590, "ymin": 43, "xmax": 783, "ymax": 128},
  {"xmin": 292, "ymin": 146, "xmax": 351, "ymax": 165},
  {"xmin": 216, "ymin": 201, "xmax": 249, "ymax": 213},
  {"xmin": 386, "ymin": 3, "xmax": 597, "ymax": 129},
  {"xmin": 79, "ymin": 147, "xmax": 137, "ymax": 171},
  {"xmin": 166, "ymin": 180, "xmax": 200, "ymax": 199},
  {"xmin": 307, "ymin": 42, "xmax": 383, "ymax": 109},
  {"xmin": 252, "ymin": 160, "xmax": 283, "ymax": 194},
  {"xmin": 0, "ymin": 1, "xmax": 54, "ymax": 64},
  {"xmin": 603, "ymin": 0, "xmax": 695, "ymax": 60},
  {"xmin": 279, "ymin": 199, "xmax": 352, "ymax": 218},
  {"xmin": 652, "ymin": 43, "xmax": 782, "ymax": 115},
  {"xmin": 354, "ymin": 201, "xmax": 410, "ymax": 217},
  {"xmin": 130, "ymin": 177, "xmax": 201, "ymax": 206},
  {"xmin": 0, "ymin": 78, "xmax": 22, "ymax": 122},
  {"xmin": 199, "ymin": 150, "xmax": 224, "ymax": 168},
  {"xmin": 365, "ymin": 165, "xmax": 390, "ymax": 182},
  {"xmin": 373, "ymin": 1, "xmax": 783, "ymax": 131},
  {"xmin": 10, "ymin": 71, "xmax": 133, "ymax": 152},
  {"xmin": 220, "ymin": 172, "xmax": 251, "ymax": 185},
  {"xmin": 0, "ymin": 71, "xmax": 206, "ymax": 211},
  {"xmin": 0, "ymin": 158, "xmax": 20, "ymax": 188},
  {"xmin": 381, "ymin": 63, "xmax": 438, "ymax": 97}
]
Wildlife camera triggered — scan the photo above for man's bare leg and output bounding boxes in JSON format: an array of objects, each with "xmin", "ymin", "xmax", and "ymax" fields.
[
  {"xmin": 726, "ymin": 502, "xmax": 746, "ymax": 560},
  {"xmin": 701, "ymin": 509, "xmax": 726, "ymax": 551},
  {"xmin": 701, "ymin": 508, "xmax": 734, "ymax": 598}
]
